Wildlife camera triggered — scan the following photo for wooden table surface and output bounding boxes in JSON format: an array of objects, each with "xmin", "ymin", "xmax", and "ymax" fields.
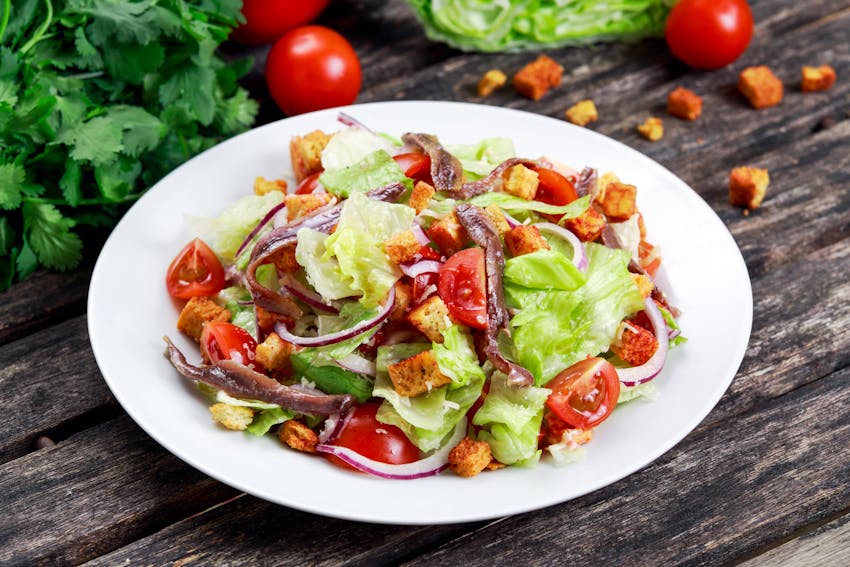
[{"xmin": 2, "ymin": 0, "xmax": 849, "ymax": 564}]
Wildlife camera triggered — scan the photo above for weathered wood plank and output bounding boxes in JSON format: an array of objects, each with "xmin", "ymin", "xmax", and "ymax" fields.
[
  {"xmin": 739, "ymin": 513, "xmax": 850, "ymax": 567},
  {"xmin": 0, "ymin": 417, "xmax": 240, "ymax": 566},
  {"xmin": 402, "ymin": 365, "xmax": 850, "ymax": 566}
]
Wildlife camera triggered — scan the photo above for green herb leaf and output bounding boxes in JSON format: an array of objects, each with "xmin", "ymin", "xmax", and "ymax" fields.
[
  {"xmin": 23, "ymin": 202, "xmax": 82, "ymax": 271},
  {"xmin": 0, "ymin": 163, "xmax": 25, "ymax": 210},
  {"xmin": 56, "ymin": 115, "xmax": 124, "ymax": 165}
]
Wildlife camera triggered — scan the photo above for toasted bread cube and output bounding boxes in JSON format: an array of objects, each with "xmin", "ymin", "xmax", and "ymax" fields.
[
  {"xmin": 483, "ymin": 204, "xmax": 511, "ymax": 236},
  {"xmin": 387, "ymin": 349, "xmax": 453, "ymax": 398},
  {"xmin": 278, "ymin": 420, "xmax": 318, "ymax": 453},
  {"xmin": 384, "ymin": 230, "xmax": 421, "ymax": 265},
  {"xmin": 285, "ymin": 193, "xmax": 333, "ymax": 222},
  {"xmin": 255, "ymin": 332, "xmax": 297, "ymax": 379},
  {"xmin": 390, "ymin": 280, "xmax": 413, "ymax": 322},
  {"xmin": 409, "ymin": 181, "xmax": 436, "ymax": 213},
  {"xmin": 563, "ymin": 206, "xmax": 605, "ymax": 242},
  {"xmin": 636, "ymin": 117, "xmax": 663, "ymax": 141},
  {"xmin": 611, "ymin": 321, "xmax": 658, "ymax": 366},
  {"xmin": 738, "ymin": 66, "xmax": 783, "ymax": 109},
  {"xmin": 269, "ymin": 243, "xmax": 299, "ymax": 273},
  {"xmin": 177, "ymin": 296, "xmax": 230, "ymax": 341},
  {"xmin": 504, "ymin": 225, "xmax": 550, "ymax": 257},
  {"xmin": 485, "ymin": 460, "xmax": 506, "ymax": 471},
  {"xmin": 255, "ymin": 303, "xmax": 301, "ymax": 336},
  {"xmin": 253, "ymin": 176, "xmax": 288, "ymax": 196},
  {"xmin": 667, "ymin": 87, "xmax": 702, "ymax": 120},
  {"xmin": 408, "ymin": 295, "xmax": 454, "ymax": 343},
  {"xmin": 477, "ymin": 69, "xmax": 507, "ymax": 97},
  {"xmin": 729, "ymin": 166, "xmax": 770, "ymax": 210},
  {"xmin": 513, "ymin": 55, "xmax": 563, "ymax": 101},
  {"xmin": 503, "ymin": 164, "xmax": 539, "ymax": 201},
  {"xmin": 565, "ymin": 100, "xmax": 598, "ymax": 127},
  {"xmin": 595, "ymin": 181, "xmax": 637, "ymax": 222},
  {"xmin": 210, "ymin": 403, "xmax": 254, "ymax": 431},
  {"xmin": 633, "ymin": 274, "xmax": 654, "ymax": 299},
  {"xmin": 448, "ymin": 437, "xmax": 492, "ymax": 477},
  {"xmin": 290, "ymin": 130, "xmax": 331, "ymax": 182},
  {"xmin": 801, "ymin": 65, "xmax": 836, "ymax": 92},
  {"xmin": 426, "ymin": 211, "xmax": 468, "ymax": 256}
]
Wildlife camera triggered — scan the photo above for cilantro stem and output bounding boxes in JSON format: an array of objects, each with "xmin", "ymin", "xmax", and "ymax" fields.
[
  {"xmin": 66, "ymin": 71, "xmax": 105, "ymax": 81},
  {"xmin": 19, "ymin": 0, "xmax": 53, "ymax": 54},
  {"xmin": 0, "ymin": 0, "xmax": 10, "ymax": 44},
  {"xmin": 24, "ymin": 193, "xmax": 144, "ymax": 207}
]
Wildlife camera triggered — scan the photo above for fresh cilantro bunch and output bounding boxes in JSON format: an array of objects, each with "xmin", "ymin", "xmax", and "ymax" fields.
[{"xmin": 0, "ymin": 0, "xmax": 258, "ymax": 290}]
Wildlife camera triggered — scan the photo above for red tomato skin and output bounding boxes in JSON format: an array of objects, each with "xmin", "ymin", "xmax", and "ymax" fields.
[
  {"xmin": 295, "ymin": 172, "xmax": 325, "ymax": 194},
  {"xmin": 231, "ymin": 0, "xmax": 330, "ymax": 45},
  {"xmin": 437, "ymin": 248, "xmax": 488, "ymax": 330},
  {"xmin": 665, "ymin": 0, "xmax": 754, "ymax": 69},
  {"xmin": 326, "ymin": 403, "xmax": 421, "ymax": 471},
  {"xmin": 532, "ymin": 167, "xmax": 579, "ymax": 223},
  {"xmin": 545, "ymin": 358, "xmax": 621, "ymax": 429},
  {"xmin": 165, "ymin": 238, "xmax": 226, "ymax": 299},
  {"xmin": 265, "ymin": 26, "xmax": 361, "ymax": 116},
  {"xmin": 201, "ymin": 321, "xmax": 264, "ymax": 372},
  {"xmin": 393, "ymin": 153, "xmax": 432, "ymax": 184}
]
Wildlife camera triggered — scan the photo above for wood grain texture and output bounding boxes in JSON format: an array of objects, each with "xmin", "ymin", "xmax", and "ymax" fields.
[{"xmin": 739, "ymin": 514, "xmax": 850, "ymax": 567}]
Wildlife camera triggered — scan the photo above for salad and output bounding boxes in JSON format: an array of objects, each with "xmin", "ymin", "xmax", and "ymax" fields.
[{"xmin": 163, "ymin": 113, "xmax": 685, "ymax": 479}]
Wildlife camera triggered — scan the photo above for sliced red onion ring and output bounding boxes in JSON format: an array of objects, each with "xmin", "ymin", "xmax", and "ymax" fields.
[
  {"xmin": 617, "ymin": 298, "xmax": 670, "ymax": 387},
  {"xmin": 235, "ymin": 200, "xmax": 287, "ymax": 259},
  {"xmin": 400, "ymin": 259, "xmax": 442, "ymax": 278},
  {"xmin": 502, "ymin": 211, "xmax": 522, "ymax": 229},
  {"xmin": 318, "ymin": 409, "xmax": 353, "ymax": 444},
  {"xmin": 315, "ymin": 417, "xmax": 467, "ymax": 480},
  {"xmin": 534, "ymin": 222, "xmax": 588, "ymax": 271},
  {"xmin": 336, "ymin": 353, "xmax": 377, "ymax": 377},
  {"xmin": 337, "ymin": 112, "xmax": 377, "ymax": 135},
  {"xmin": 411, "ymin": 222, "xmax": 430, "ymax": 246},
  {"xmin": 281, "ymin": 274, "xmax": 339, "ymax": 314},
  {"xmin": 274, "ymin": 286, "xmax": 396, "ymax": 347}
]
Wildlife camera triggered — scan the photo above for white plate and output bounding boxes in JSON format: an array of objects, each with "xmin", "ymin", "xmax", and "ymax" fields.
[{"xmin": 88, "ymin": 101, "xmax": 752, "ymax": 524}]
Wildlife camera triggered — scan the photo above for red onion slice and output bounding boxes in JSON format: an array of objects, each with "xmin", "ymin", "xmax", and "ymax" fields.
[
  {"xmin": 281, "ymin": 274, "xmax": 339, "ymax": 314},
  {"xmin": 534, "ymin": 222, "xmax": 588, "ymax": 271},
  {"xmin": 235, "ymin": 200, "xmax": 287, "ymax": 259},
  {"xmin": 411, "ymin": 222, "xmax": 430, "ymax": 246},
  {"xmin": 502, "ymin": 211, "xmax": 522, "ymax": 229},
  {"xmin": 336, "ymin": 353, "xmax": 377, "ymax": 377},
  {"xmin": 400, "ymin": 259, "xmax": 442, "ymax": 278},
  {"xmin": 274, "ymin": 286, "xmax": 396, "ymax": 347},
  {"xmin": 318, "ymin": 409, "xmax": 353, "ymax": 444},
  {"xmin": 315, "ymin": 417, "xmax": 467, "ymax": 480},
  {"xmin": 616, "ymin": 298, "xmax": 670, "ymax": 387}
]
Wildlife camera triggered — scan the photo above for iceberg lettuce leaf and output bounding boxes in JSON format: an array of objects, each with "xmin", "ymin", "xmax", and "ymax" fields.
[
  {"xmin": 319, "ymin": 150, "xmax": 411, "ymax": 198},
  {"xmin": 446, "ymin": 137, "xmax": 515, "ymax": 180},
  {"xmin": 432, "ymin": 325, "xmax": 485, "ymax": 388}
]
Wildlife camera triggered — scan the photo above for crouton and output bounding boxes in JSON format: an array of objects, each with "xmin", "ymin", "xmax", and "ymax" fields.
[
  {"xmin": 639, "ymin": 241, "xmax": 662, "ymax": 277},
  {"xmin": 209, "ymin": 403, "xmax": 254, "ymax": 431},
  {"xmin": 268, "ymin": 243, "xmax": 299, "ymax": 273},
  {"xmin": 738, "ymin": 66, "xmax": 783, "ymax": 109},
  {"xmin": 595, "ymin": 181, "xmax": 637, "ymax": 222},
  {"xmin": 633, "ymin": 274, "xmax": 654, "ymax": 299},
  {"xmin": 426, "ymin": 211, "xmax": 468, "ymax": 256},
  {"xmin": 636, "ymin": 117, "xmax": 663, "ymax": 141},
  {"xmin": 177, "ymin": 296, "xmax": 230, "ymax": 341},
  {"xmin": 409, "ymin": 181, "xmax": 436, "ymax": 213},
  {"xmin": 562, "ymin": 206, "xmax": 606, "ymax": 242},
  {"xmin": 485, "ymin": 460, "xmax": 506, "ymax": 471},
  {"xmin": 513, "ymin": 55, "xmax": 563, "ymax": 101},
  {"xmin": 253, "ymin": 176, "xmax": 288, "ymax": 196},
  {"xmin": 387, "ymin": 349, "xmax": 453, "ymax": 398},
  {"xmin": 565, "ymin": 100, "xmax": 598, "ymax": 127},
  {"xmin": 255, "ymin": 303, "xmax": 302, "ymax": 336},
  {"xmin": 278, "ymin": 420, "xmax": 318, "ymax": 453},
  {"xmin": 504, "ymin": 225, "xmax": 550, "ymax": 257},
  {"xmin": 407, "ymin": 295, "xmax": 454, "ymax": 343},
  {"xmin": 611, "ymin": 321, "xmax": 658, "ymax": 366},
  {"xmin": 285, "ymin": 193, "xmax": 333, "ymax": 222},
  {"xmin": 384, "ymin": 230, "xmax": 421, "ymax": 265},
  {"xmin": 801, "ymin": 65, "xmax": 836, "ymax": 92},
  {"xmin": 483, "ymin": 204, "xmax": 511, "ymax": 236},
  {"xmin": 290, "ymin": 130, "xmax": 331, "ymax": 182},
  {"xmin": 448, "ymin": 437, "xmax": 492, "ymax": 477},
  {"xmin": 667, "ymin": 87, "xmax": 703, "ymax": 121},
  {"xmin": 502, "ymin": 164, "xmax": 539, "ymax": 201},
  {"xmin": 729, "ymin": 166, "xmax": 770, "ymax": 210},
  {"xmin": 255, "ymin": 332, "xmax": 297, "ymax": 379},
  {"xmin": 390, "ymin": 280, "xmax": 413, "ymax": 322},
  {"xmin": 477, "ymin": 69, "xmax": 507, "ymax": 97}
]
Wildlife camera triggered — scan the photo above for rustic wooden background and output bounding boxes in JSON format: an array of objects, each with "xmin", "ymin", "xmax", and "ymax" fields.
[{"xmin": 1, "ymin": 0, "xmax": 849, "ymax": 564}]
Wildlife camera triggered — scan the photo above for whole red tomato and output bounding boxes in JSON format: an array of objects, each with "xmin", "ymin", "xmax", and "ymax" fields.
[
  {"xmin": 265, "ymin": 26, "xmax": 361, "ymax": 116},
  {"xmin": 231, "ymin": 0, "xmax": 330, "ymax": 45},
  {"xmin": 665, "ymin": 0, "xmax": 754, "ymax": 69}
]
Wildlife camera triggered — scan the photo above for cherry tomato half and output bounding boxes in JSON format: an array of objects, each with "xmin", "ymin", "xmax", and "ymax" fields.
[
  {"xmin": 200, "ymin": 321, "xmax": 264, "ymax": 372},
  {"xmin": 393, "ymin": 153, "xmax": 432, "ymax": 184},
  {"xmin": 545, "ymin": 357, "xmax": 621, "ymax": 429},
  {"xmin": 295, "ymin": 172, "xmax": 325, "ymax": 195},
  {"xmin": 231, "ymin": 0, "xmax": 330, "ymax": 45},
  {"xmin": 165, "ymin": 238, "xmax": 226, "ymax": 299},
  {"xmin": 438, "ymin": 247, "xmax": 488, "ymax": 330},
  {"xmin": 325, "ymin": 402, "xmax": 421, "ymax": 471},
  {"xmin": 665, "ymin": 0, "xmax": 754, "ymax": 70},
  {"xmin": 265, "ymin": 26, "xmax": 361, "ymax": 116},
  {"xmin": 532, "ymin": 167, "xmax": 579, "ymax": 222}
]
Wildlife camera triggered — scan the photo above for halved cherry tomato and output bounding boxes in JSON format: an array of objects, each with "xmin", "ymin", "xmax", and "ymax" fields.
[
  {"xmin": 165, "ymin": 238, "xmax": 226, "ymax": 299},
  {"xmin": 438, "ymin": 247, "xmax": 488, "ymax": 330},
  {"xmin": 200, "ymin": 321, "xmax": 264, "ymax": 372},
  {"xmin": 295, "ymin": 172, "xmax": 324, "ymax": 194},
  {"xmin": 532, "ymin": 167, "xmax": 578, "ymax": 222},
  {"xmin": 545, "ymin": 357, "xmax": 620, "ymax": 429},
  {"xmin": 393, "ymin": 153, "xmax": 432, "ymax": 184},
  {"xmin": 412, "ymin": 272, "xmax": 438, "ymax": 304},
  {"xmin": 325, "ymin": 402, "xmax": 421, "ymax": 471}
]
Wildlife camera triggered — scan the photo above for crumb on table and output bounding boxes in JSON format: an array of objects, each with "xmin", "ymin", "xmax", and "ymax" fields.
[
  {"xmin": 729, "ymin": 166, "xmax": 770, "ymax": 210},
  {"xmin": 667, "ymin": 87, "xmax": 703, "ymax": 120},
  {"xmin": 565, "ymin": 100, "xmax": 599, "ymax": 127},
  {"xmin": 513, "ymin": 55, "xmax": 563, "ymax": 100},
  {"xmin": 738, "ymin": 66, "xmax": 783, "ymax": 109},
  {"xmin": 636, "ymin": 117, "xmax": 663, "ymax": 141},
  {"xmin": 801, "ymin": 65, "xmax": 836, "ymax": 92},
  {"xmin": 477, "ymin": 69, "xmax": 507, "ymax": 97}
]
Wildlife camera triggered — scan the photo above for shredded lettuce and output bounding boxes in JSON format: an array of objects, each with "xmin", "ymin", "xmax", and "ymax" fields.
[
  {"xmin": 504, "ymin": 249, "xmax": 586, "ymax": 291},
  {"xmin": 432, "ymin": 325, "xmax": 486, "ymax": 388},
  {"xmin": 217, "ymin": 286, "xmax": 257, "ymax": 337},
  {"xmin": 446, "ymin": 138, "xmax": 515, "ymax": 180},
  {"xmin": 405, "ymin": 0, "xmax": 674, "ymax": 53},
  {"xmin": 319, "ymin": 150, "xmax": 411, "ymax": 198},
  {"xmin": 321, "ymin": 128, "xmax": 396, "ymax": 171},
  {"xmin": 660, "ymin": 306, "xmax": 688, "ymax": 348},
  {"xmin": 295, "ymin": 228, "xmax": 357, "ymax": 301},
  {"xmin": 247, "ymin": 408, "xmax": 295, "ymax": 436},
  {"xmin": 469, "ymin": 193, "xmax": 589, "ymax": 221},
  {"xmin": 307, "ymin": 301, "xmax": 383, "ymax": 360},
  {"xmin": 618, "ymin": 381, "xmax": 659, "ymax": 404}
]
